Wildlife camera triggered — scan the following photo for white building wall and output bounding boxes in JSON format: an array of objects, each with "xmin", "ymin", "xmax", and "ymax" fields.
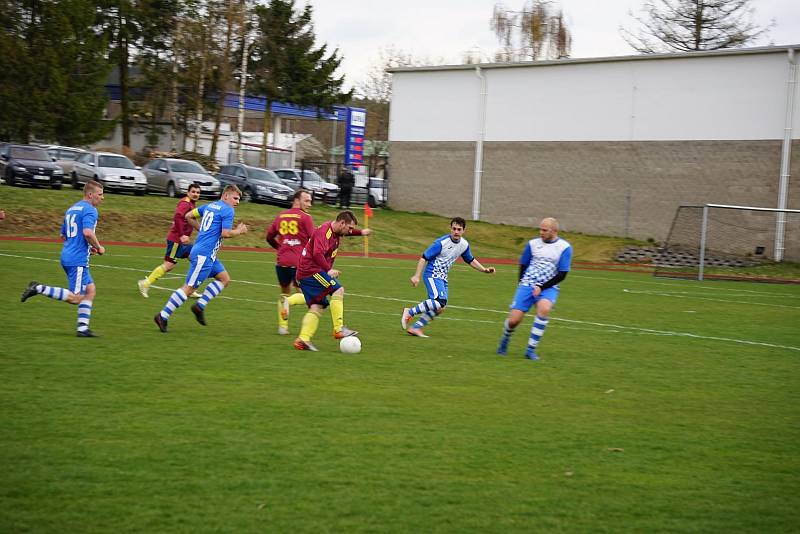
[{"xmin": 389, "ymin": 50, "xmax": 799, "ymax": 143}]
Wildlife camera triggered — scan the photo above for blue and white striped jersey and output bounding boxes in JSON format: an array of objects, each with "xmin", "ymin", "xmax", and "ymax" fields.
[
  {"xmin": 60, "ymin": 200, "xmax": 98, "ymax": 267},
  {"xmin": 422, "ymin": 234, "xmax": 475, "ymax": 281},
  {"xmin": 519, "ymin": 237, "xmax": 572, "ymax": 288}
]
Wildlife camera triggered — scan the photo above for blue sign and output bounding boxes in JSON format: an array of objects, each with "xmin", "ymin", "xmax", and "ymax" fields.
[{"xmin": 344, "ymin": 108, "xmax": 367, "ymax": 167}]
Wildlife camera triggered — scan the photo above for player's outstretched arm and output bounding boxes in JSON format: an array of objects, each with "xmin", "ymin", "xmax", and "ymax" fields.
[
  {"xmin": 222, "ymin": 222, "xmax": 248, "ymax": 239},
  {"xmin": 83, "ymin": 228, "xmax": 104, "ymax": 255},
  {"xmin": 410, "ymin": 257, "xmax": 426, "ymax": 287},
  {"xmin": 469, "ymin": 259, "xmax": 494, "ymax": 274},
  {"xmin": 185, "ymin": 210, "xmax": 201, "ymax": 231}
]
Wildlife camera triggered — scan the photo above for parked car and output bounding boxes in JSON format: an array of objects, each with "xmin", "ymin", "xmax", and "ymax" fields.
[
  {"xmin": 350, "ymin": 177, "xmax": 387, "ymax": 208},
  {"xmin": 44, "ymin": 145, "xmax": 86, "ymax": 175},
  {"xmin": 274, "ymin": 168, "xmax": 339, "ymax": 204},
  {"xmin": 142, "ymin": 158, "xmax": 221, "ymax": 198},
  {"xmin": 71, "ymin": 151, "xmax": 146, "ymax": 195},
  {"xmin": 0, "ymin": 144, "xmax": 65, "ymax": 189},
  {"xmin": 216, "ymin": 163, "xmax": 295, "ymax": 205}
]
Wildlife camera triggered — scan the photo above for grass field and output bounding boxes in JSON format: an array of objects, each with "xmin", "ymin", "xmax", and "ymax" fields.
[{"xmin": 1, "ymin": 236, "xmax": 799, "ymax": 532}]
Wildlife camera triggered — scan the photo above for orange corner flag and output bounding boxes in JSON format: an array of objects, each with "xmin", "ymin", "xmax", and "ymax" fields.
[{"xmin": 364, "ymin": 203, "xmax": 374, "ymax": 218}]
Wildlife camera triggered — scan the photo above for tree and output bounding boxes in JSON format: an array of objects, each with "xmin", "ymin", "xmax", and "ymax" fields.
[
  {"xmin": 0, "ymin": 0, "xmax": 112, "ymax": 144},
  {"xmin": 354, "ymin": 47, "xmax": 435, "ymax": 146},
  {"xmin": 620, "ymin": 0, "xmax": 772, "ymax": 53},
  {"xmin": 249, "ymin": 0, "xmax": 351, "ymax": 166},
  {"xmin": 97, "ymin": 0, "xmax": 181, "ymax": 148},
  {"xmin": 491, "ymin": 1, "xmax": 571, "ymax": 62}
]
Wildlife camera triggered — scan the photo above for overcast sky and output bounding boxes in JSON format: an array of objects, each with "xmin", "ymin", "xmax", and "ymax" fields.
[{"xmin": 309, "ymin": 0, "xmax": 800, "ymax": 91}]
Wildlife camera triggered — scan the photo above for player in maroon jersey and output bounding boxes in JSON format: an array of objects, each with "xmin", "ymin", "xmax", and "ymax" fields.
[
  {"xmin": 265, "ymin": 189, "xmax": 315, "ymax": 335},
  {"xmin": 293, "ymin": 210, "xmax": 372, "ymax": 351},
  {"xmin": 138, "ymin": 183, "xmax": 203, "ymax": 298}
]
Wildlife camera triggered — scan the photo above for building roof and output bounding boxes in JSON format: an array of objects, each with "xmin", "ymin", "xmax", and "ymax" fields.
[{"xmin": 387, "ymin": 44, "xmax": 800, "ymax": 74}]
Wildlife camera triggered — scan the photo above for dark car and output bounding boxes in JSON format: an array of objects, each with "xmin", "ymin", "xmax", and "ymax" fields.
[
  {"xmin": 274, "ymin": 168, "xmax": 339, "ymax": 204},
  {"xmin": 216, "ymin": 163, "xmax": 295, "ymax": 205},
  {"xmin": 0, "ymin": 144, "xmax": 65, "ymax": 189}
]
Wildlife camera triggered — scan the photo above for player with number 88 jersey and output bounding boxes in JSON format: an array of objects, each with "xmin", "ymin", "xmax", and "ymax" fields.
[{"xmin": 266, "ymin": 190, "xmax": 315, "ymax": 335}]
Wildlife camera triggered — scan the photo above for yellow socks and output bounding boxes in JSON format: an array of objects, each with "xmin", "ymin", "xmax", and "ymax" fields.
[
  {"xmin": 145, "ymin": 264, "xmax": 167, "ymax": 285},
  {"xmin": 330, "ymin": 294, "xmax": 344, "ymax": 333},
  {"xmin": 278, "ymin": 294, "xmax": 289, "ymax": 328},
  {"xmin": 287, "ymin": 292, "xmax": 306, "ymax": 306},
  {"xmin": 299, "ymin": 309, "xmax": 321, "ymax": 342}
]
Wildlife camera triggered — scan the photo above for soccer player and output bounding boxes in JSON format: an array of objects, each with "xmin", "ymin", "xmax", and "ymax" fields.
[
  {"xmin": 20, "ymin": 180, "xmax": 106, "ymax": 337},
  {"xmin": 496, "ymin": 217, "xmax": 572, "ymax": 360},
  {"xmin": 401, "ymin": 217, "xmax": 495, "ymax": 338},
  {"xmin": 265, "ymin": 189, "xmax": 315, "ymax": 335},
  {"xmin": 293, "ymin": 210, "xmax": 372, "ymax": 351},
  {"xmin": 153, "ymin": 185, "xmax": 248, "ymax": 333},
  {"xmin": 138, "ymin": 182, "xmax": 203, "ymax": 299}
]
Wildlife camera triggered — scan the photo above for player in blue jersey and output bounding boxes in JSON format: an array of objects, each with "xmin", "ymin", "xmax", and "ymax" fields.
[
  {"xmin": 154, "ymin": 184, "xmax": 248, "ymax": 332},
  {"xmin": 20, "ymin": 180, "xmax": 106, "ymax": 337},
  {"xmin": 401, "ymin": 217, "xmax": 495, "ymax": 337},
  {"xmin": 497, "ymin": 217, "xmax": 572, "ymax": 360}
]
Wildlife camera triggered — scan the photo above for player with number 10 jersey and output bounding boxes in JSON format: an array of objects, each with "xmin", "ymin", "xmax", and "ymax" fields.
[{"xmin": 154, "ymin": 185, "xmax": 248, "ymax": 333}]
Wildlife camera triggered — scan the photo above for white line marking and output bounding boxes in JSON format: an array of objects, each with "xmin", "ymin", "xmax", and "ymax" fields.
[
  {"xmin": 4, "ymin": 251, "xmax": 798, "ymax": 353},
  {"xmin": 623, "ymin": 288, "xmax": 800, "ymax": 309}
]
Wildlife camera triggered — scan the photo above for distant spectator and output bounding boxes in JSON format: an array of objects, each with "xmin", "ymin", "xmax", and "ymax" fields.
[{"xmin": 337, "ymin": 165, "xmax": 355, "ymax": 209}]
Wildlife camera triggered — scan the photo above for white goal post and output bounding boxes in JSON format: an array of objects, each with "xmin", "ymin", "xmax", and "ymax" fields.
[{"xmin": 656, "ymin": 204, "xmax": 800, "ymax": 282}]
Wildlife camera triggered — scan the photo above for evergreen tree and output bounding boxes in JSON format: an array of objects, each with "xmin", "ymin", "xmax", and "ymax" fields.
[
  {"xmin": 0, "ymin": 0, "xmax": 112, "ymax": 144},
  {"xmin": 249, "ymin": 0, "xmax": 351, "ymax": 164}
]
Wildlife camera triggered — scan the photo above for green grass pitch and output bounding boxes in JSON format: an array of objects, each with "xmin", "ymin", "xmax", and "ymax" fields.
[{"xmin": 1, "ymin": 239, "xmax": 799, "ymax": 532}]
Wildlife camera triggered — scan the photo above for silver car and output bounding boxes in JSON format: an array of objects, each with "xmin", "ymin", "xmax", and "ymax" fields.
[
  {"xmin": 142, "ymin": 158, "xmax": 221, "ymax": 198},
  {"xmin": 44, "ymin": 145, "xmax": 86, "ymax": 175},
  {"xmin": 71, "ymin": 151, "xmax": 146, "ymax": 195}
]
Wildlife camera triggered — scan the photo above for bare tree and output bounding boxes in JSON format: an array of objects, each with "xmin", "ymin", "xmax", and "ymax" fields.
[
  {"xmin": 491, "ymin": 1, "xmax": 571, "ymax": 62},
  {"xmin": 620, "ymin": 0, "xmax": 773, "ymax": 54},
  {"xmin": 356, "ymin": 46, "xmax": 419, "ymax": 104}
]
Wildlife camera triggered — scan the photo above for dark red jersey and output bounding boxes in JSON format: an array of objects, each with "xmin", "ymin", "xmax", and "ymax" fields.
[
  {"xmin": 296, "ymin": 220, "xmax": 363, "ymax": 279},
  {"xmin": 166, "ymin": 197, "xmax": 197, "ymax": 243},
  {"xmin": 265, "ymin": 208, "xmax": 315, "ymax": 267}
]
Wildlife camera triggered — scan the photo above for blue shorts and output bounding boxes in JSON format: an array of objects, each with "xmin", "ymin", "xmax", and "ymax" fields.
[
  {"xmin": 298, "ymin": 271, "xmax": 342, "ymax": 308},
  {"xmin": 185, "ymin": 254, "xmax": 225, "ymax": 288},
  {"xmin": 510, "ymin": 284, "xmax": 559, "ymax": 313},
  {"xmin": 423, "ymin": 276, "xmax": 448, "ymax": 301},
  {"xmin": 62, "ymin": 264, "xmax": 94, "ymax": 295},
  {"xmin": 164, "ymin": 240, "xmax": 192, "ymax": 264},
  {"xmin": 275, "ymin": 265, "xmax": 297, "ymax": 287}
]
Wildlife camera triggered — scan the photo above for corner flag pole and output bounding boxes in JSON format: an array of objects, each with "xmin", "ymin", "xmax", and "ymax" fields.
[{"xmin": 363, "ymin": 203, "xmax": 373, "ymax": 257}]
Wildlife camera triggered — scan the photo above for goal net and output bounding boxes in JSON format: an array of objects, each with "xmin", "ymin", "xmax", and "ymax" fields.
[{"xmin": 653, "ymin": 204, "xmax": 800, "ymax": 283}]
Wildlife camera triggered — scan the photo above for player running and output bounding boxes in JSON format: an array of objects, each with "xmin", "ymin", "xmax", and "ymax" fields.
[
  {"xmin": 20, "ymin": 180, "xmax": 106, "ymax": 337},
  {"xmin": 496, "ymin": 217, "xmax": 572, "ymax": 360},
  {"xmin": 138, "ymin": 182, "xmax": 203, "ymax": 299},
  {"xmin": 401, "ymin": 217, "xmax": 495, "ymax": 338},
  {"xmin": 265, "ymin": 189, "xmax": 315, "ymax": 335},
  {"xmin": 154, "ymin": 185, "xmax": 248, "ymax": 332},
  {"xmin": 293, "ymin": 210, "xmax": 372, "ymax": 351}
]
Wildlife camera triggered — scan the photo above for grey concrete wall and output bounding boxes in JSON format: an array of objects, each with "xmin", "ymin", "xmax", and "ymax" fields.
[{"xmin": 389, "ymin": 140, "xmax": 800, "ymax": 247}]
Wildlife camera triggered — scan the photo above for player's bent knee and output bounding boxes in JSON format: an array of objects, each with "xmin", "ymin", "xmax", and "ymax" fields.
[{"xmin": 435, "ymin": 298, "xmax": 447, "ymax": 309}]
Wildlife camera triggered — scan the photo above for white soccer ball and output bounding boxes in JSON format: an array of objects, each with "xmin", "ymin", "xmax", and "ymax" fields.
[{"xmin": 339, "ymin": 336, "xmax": 362, "ymax": 354}]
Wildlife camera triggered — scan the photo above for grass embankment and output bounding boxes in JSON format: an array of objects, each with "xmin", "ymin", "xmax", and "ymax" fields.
[{"xmin": 0, "ymin": 186, "xmax": 639, "ymax": 262}]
